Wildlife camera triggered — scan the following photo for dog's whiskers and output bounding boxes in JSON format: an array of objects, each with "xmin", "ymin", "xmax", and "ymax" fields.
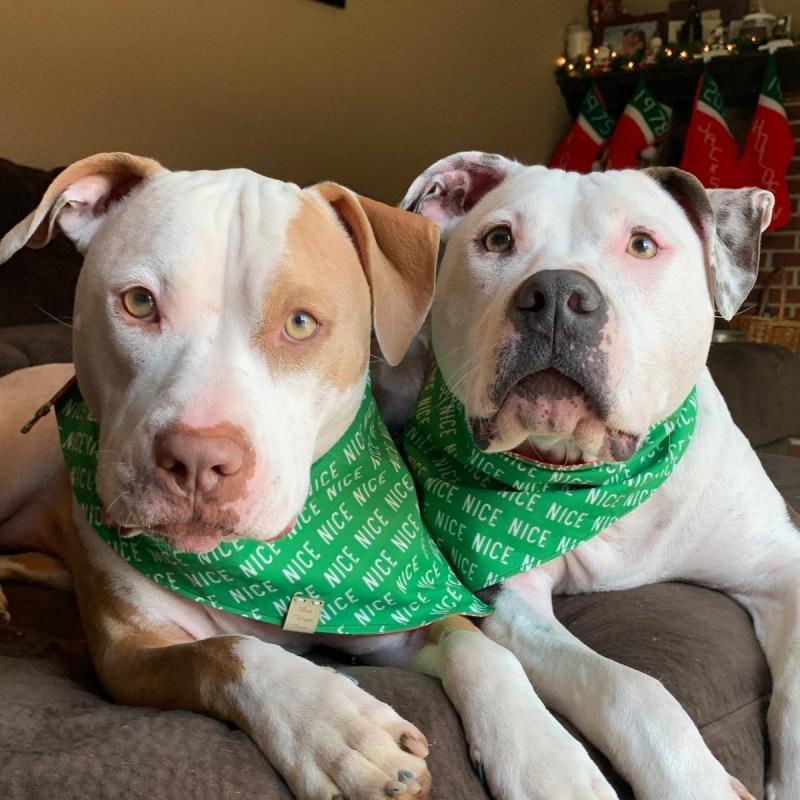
[{"xmin": 35, "ymin": 306, "xmax": 74, "ymax": 329}]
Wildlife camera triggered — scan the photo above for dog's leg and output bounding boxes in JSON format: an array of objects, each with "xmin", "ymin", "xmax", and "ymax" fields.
[
  {"xmin": 0, "ymin": 552, "xmax": 71, "ymax": 590},
  {"xmin": 484, "ymin": 572, "xmax": 754, "ymax": 800},
  {"xmin": 97, "ymin": 630, "xmax": 431, "ymax": 800},
  {"xmin": 412, "ymin": 615, "xmax": 618, "ymax": 800},
  {"xmin": 0, "ymin": 552, "xmax": 72, "ymax": 624},
  {"xmin": 70, "ymin": 532, "xmax": 431, "ymax": 800},
  {"xmin": 731, "ymin": 528, "xmax": 800, "ymax": 800}
]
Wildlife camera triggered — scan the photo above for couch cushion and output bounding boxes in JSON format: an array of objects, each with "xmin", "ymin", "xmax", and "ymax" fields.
[
  {"xmin": 760, "ymin": 453, "xmax": 800, "ymax": 510},
  {"xmin": 0, "ymin": 340, "xmax": 28, "ymax": 376},
  {"xmin": 554, "ymin": 583, "xmax": 770, "ymax": 798},
  {"xmin": 708, "ymin": 342, "xmax": 800, "ymax": 448},
  {"xmin": 0, "ymin": 158, "xmax": 82, "ymax": 328},
  {"xmin": 0, "ymin": 578, "xmax": 770, "ymax": 799},
  {"xmin": 0, "ymin": 324, "xmax": 73, "ymax": 375},
  {"xmin": 0, "ymin": 584, "xmax": 488, "ymax": 800}
]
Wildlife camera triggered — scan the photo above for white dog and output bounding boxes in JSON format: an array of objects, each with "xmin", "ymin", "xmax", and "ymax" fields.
[{"xmin": 388, "ymin": 151, "xmax": 798, "ymax": 800}]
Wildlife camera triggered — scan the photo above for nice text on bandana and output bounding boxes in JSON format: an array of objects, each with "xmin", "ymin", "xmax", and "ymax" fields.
[
  {"xmin": 56, "ymin": 382, "xmax": 490, "ymax": 634},
  {"xmin": 403, "ymin": 368, "xmax": 697, "ymax": 592}
]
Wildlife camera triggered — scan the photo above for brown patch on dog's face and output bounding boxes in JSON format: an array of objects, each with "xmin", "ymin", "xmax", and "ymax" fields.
[{"xmin": 252, "ymin": 194, "xmax": 371, "ymax": 392}]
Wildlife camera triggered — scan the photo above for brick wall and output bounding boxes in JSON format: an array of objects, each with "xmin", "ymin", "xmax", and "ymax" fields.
[{"xmin": 751, "ymin": 90, "xmax": 800, "ymax": 319}]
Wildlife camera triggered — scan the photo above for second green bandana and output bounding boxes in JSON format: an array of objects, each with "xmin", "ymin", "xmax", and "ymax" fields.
[
  {"xmin": 56, "ymin": 381, "xmax": 490, "ymax": 634},
  {"xmin": 404, "ymin": 368, "xmax": 697, "ymax": 592}
]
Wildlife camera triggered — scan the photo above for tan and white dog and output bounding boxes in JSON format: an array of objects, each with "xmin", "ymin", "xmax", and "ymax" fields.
[
  {"xmin": 392, "ymin": 152, "xmax": 800, "ymax": 800},
  {"xmin": 0, "ymin": 153, "xmax": 536, "ymax": 800}
]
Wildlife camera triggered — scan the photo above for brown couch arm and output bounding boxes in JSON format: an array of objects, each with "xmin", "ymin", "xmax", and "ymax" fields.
[{"xmin": 708, "ymin": 342, "xmax": 800, "ymax": 451}]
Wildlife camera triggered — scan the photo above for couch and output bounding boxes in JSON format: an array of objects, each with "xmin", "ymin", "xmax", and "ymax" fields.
[{"xmin": 1, "ymin": 157, "xmax": 799, "ymax": 799}]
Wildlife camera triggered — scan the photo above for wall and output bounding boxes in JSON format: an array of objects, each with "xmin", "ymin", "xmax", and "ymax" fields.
[
  {"xmin": 752, "ymin": 91, "xmax": 800, "ymax": 319},
  {"xmin": 0, "ymin": 0, "xmax": 584, "ymax": 203},
  {"xmin": 623, "ymin": 0, "xmax": 800, "ymax": 19}
]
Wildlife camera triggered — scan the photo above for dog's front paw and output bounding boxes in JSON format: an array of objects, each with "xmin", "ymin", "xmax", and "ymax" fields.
[
  {"xmin": 252, "ymin": 658, "xmax": 430, "ymax": 800},
  {"xmin": 473, "ymin": 733, "xmax": 617, "ymax": 800},
  {"xmin": 766, "ymin": 777, "xmax": 798, "ymax": 800},
  {"xmin": 635, "ymin": 765, "xmax": 755, "ymax": 800},
  {"xmin": 436, "ymin": 633, "xmax": 617, "ymax": 800}
]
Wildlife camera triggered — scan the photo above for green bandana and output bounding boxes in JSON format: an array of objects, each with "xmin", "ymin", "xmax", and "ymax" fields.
[
  {"xmin": 56, "ymin": 382, "xmax": 490, "ymax": 634},
  {"xmin": 404, "ymin": 368, "xmax": 697, "ymax": 592}
]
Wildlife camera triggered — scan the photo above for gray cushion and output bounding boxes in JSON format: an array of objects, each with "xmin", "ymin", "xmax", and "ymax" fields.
[
  {"xmin": 0, "ymin": 158, "xmax": 81, "ymax": 328},
  {"xmin": 708, "ymin": 343, "xmax": 800, "ymax": 448},
  {"xmin": 0, "ymin": 324, "xmax": 72, "ymax": 369},
  {"xmin": 0, "ymin": 340, "xmax": 28, "ymax": 376},
  {"xmin": 0, "ymin": 576, "xmax": 774, "ymax": 800},
  {"xmin": 760, "ymin": 453, "xmax": 800, "ymax": 510}
]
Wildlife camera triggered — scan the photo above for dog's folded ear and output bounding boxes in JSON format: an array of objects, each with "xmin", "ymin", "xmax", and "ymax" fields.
[
  {"xmin": 645, "ymin": 167, "xmax": 774, "ymax": 320},
  {"xmin": 315, "ymin": 183, "xmax": 439, "ymax": 366},
  {"xmin": 706, "ymin": 185, "xmax": 774, "ymax": 319},
  {"xmin": 0, "ymin": 152, "xmax": 165, "ymax": 262},
  {"xmin": 401, "ymin": 151, "xmax": 522, "ymax": 238}
]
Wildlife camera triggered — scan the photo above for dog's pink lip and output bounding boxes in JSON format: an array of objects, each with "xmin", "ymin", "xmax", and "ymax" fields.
[
  {"xmin": 275, "ymin": 515, "xmax": 298, "ymax": 539},
  {"xmin": 102, "ymin": 512, "xmax": 299, "ymax": 553},
  {"xmin": 490, "ymin": 369, "xmax": 639, "ymax": 464},
  {"xmin": 148, "ymin": 523, "xmax": 229, "ymax": 553},
  {"xmin": 510, "ymin": 441, "xmax": 591, "ymax": 468}
]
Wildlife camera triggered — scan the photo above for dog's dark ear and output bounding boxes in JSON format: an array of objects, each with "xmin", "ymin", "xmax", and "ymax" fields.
[
  {"xmin": 401, "ymin": 151, "xmax": 522, "ymax": 239},
  {"xmin": 0, "ymin": 152, "xmax": 165, "ymax": 262},
  {"xmin": 316, "ymin": 183, "xmax": 439, "ymax": 367},
  {"xmin": 646, "ymin": 167, "xmax": 774, "ymax": 320}
]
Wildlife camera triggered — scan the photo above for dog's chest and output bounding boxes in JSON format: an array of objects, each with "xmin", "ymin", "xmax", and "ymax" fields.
[{"xmin": 542, "ymin": 452, "xmax": 712, "ymax": 594}]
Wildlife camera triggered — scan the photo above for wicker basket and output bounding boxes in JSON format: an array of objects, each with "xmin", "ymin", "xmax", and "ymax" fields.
[{"xmin": 730, "ymin": 268, "xmax": 800, "ymax": 356}]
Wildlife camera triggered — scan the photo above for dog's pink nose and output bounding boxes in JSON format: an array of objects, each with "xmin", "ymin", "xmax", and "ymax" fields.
[{"xmin": 154, "ymin": 426, "xmax": 249, "ymax": 502}]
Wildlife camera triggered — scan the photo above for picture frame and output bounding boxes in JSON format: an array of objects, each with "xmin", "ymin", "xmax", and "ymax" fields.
[
  {"xmin": 667, "ymin": 0, "xmax": 749, "ymax": 24},
  {"xmin": 597, "ymin": 13, "xmax": 667, "ymax": 57}
]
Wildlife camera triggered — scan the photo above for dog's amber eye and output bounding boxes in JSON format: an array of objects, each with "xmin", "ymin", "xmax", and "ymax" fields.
[
  {"xmin": 122, "ymin": 287, "xmax": 157, "ymax": 319},
  {"xmin": 483, "ymin": 225, "xmax": 513, "ymax": 253},
  {"xmin": 627, "ymin": 233, "xmax": 659, "ymax": 259},
  {"xmin": 284, "ymin": 311, "xmax": 319, "ymax": 341}
]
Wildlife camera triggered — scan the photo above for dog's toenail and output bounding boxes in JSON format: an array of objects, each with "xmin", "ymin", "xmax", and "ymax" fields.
[
  {"xmin": 399, "ymin": 733, "xmax": 429, "ymax": 757},
  {"xmin": 399, "ymin": 775, "xmax": 421, "ymax": 794},
  {"xmin": 335, "ymin": 669, "xmax": 358, "ymax": 685}
]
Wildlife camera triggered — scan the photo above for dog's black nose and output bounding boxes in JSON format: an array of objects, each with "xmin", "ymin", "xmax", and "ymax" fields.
[{"xmin": 515, "ymin": 269, "xmax": 604, "ymax": 319}]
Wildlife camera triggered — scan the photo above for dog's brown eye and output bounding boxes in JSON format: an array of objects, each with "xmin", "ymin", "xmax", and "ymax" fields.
[
  {"xmin": 483, "ymin": 225, "xmax": 513, "ymax": 253},
  {"xmin": 284, "ymin": 311, "xmax": 319, "ymax": 341},
  {"xmin": 122, "ymin": 287, "xmax": 157, "ymax": 319},
  {"xmin": 627, "ymin": 233, "xmax": 659, "ymax": 259}
]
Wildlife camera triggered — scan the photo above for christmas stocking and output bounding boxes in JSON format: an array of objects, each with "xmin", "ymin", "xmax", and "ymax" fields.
[
  {"xmin": 606, "ymin": 77, "xmax": 671, "ymax": 169},
  {"xmin": 550, "ymin": 85, "xmax": 615, "ymax": 173},
  {"xmin": 680, "ymin": 68, "xmax": 740, "ymax": 188},
  {"xmin": 739, "ymin": 56, "xmax": 795, "ymax": 230}
]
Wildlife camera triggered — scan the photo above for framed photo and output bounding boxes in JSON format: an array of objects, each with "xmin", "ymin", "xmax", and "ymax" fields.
[
  {"xmin": 667, "ymin": 0, "xmax": 748, "ymax": 23},
  {"xmin": 598, "ymin": 13, "xmax": 667, "ymax": 57}
]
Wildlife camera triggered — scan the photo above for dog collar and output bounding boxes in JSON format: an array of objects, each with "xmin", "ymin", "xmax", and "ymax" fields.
[
  {"xmin": 55, "ymin": 382, "xmax": 490, "ymax": 634},
  {"xmin": 404, "ymin": 367, "xmax": 697, "ymax": 592}
]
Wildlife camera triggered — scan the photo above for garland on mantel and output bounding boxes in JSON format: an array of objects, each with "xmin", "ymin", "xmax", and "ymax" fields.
[{"xmin": 556, "ymin": 35, "xmax": 795, "ymax": 79}]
